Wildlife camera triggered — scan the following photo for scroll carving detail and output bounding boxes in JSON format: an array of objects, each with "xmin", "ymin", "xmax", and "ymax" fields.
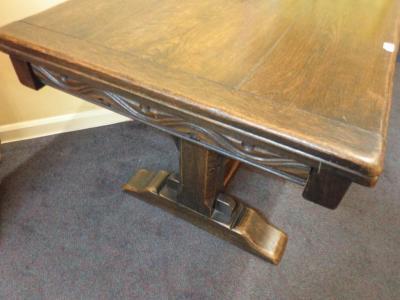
[{"xmin": 32, "ymin": 65, "xmax": 310, "ymax": 184}]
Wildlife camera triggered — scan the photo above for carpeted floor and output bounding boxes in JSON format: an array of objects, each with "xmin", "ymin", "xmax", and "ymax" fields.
[{"xmin": 0, "ymin": 64, "xmax": 399, "ymax": 299}]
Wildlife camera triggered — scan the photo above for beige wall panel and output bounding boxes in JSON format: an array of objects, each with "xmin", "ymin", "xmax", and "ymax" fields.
[{"xmin": 0, "ymin": 0, "xmax": 100, "ymax": 126}]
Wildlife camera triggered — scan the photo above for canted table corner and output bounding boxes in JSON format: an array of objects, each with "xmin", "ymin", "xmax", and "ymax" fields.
[{"xmin": 1, "ymin": 0, "xmax": 399, "ymax": 264}]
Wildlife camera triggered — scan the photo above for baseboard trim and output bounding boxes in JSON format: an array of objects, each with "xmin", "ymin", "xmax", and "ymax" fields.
[{"xmin": 0, "ymin": 109, "xmax": 130, "ymax": 144}]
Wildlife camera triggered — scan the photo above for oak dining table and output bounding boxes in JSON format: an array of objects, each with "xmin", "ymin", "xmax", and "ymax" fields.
[{"xmin": 0, "ymin": 0, "xmax": 399, "ymax": 264}]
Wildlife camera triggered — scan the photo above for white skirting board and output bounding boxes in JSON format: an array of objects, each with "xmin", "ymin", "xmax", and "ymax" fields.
[{"xmin": 0, "ymin": 109, "xmax": 130, "ymax": 144}]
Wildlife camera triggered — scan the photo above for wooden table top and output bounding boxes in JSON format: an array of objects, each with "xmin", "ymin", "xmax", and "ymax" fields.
[{"xmin": 0, "ymin": 0, "xmax": 399, "ymax": 180}]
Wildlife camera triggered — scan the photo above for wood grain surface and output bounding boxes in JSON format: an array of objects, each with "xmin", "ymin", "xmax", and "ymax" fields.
[{"xmin": 0, "ymin": 0, "xmax": 399, "ymax": 179}]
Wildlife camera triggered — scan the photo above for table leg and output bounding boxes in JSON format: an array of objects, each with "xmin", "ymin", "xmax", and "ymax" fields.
[
  {"xmin": 303, "ymin": 167, "xmax": 351, "ymax": 209},
  {"xmin": 10, "ymin": 56, "xmax": 44, "ymax": 90},
  {"xmin": 123, "ymin": 139, "xmax": 287, "ymax": 264}
]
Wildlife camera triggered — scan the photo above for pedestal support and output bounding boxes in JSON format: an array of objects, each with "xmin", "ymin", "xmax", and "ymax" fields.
[{"xmin": 124, "ymin": 140, "xmax": 287, "ymax": 264}]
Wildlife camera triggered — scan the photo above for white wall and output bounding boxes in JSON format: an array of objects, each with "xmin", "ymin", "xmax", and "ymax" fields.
[{"xmin": 0, "ymin": 0, "xmax": 128, "ymax": 143}]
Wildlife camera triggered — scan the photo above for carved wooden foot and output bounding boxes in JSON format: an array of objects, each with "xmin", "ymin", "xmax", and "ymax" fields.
[
  {"xmin": 123, "ymin": 170, "xmax": 287, "ymax": 264},
  {"xmin": 123, "ymin": 140, "xmax": 287, "ymax": 264}
]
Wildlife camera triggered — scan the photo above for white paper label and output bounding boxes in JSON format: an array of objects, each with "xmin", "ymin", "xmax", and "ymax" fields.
[{"xmin": 383, "ymin": 42, "xmax": 396, "ymax": 53}]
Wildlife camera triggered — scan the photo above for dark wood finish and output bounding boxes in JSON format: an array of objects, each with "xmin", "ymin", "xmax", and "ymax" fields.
[
  {"xmin": 29, "ymin": 64, "xmax": 311, "ymax": 186},
  {"xmin": 224, "ymin": 160, "xmax": 241, "ymax": 187},
  {"xmin": 0, "ymin": 0, "xmax": 399, "ymax": 262},
  {"xmin": 303, "ymin": 168, "xmax": 352, "ymax": 209},
  {"xmin": 10, "ymin": 56, "xmax": 44, "ymax": 90},
  {"xmin": 123, "ymin": 137, "xmax": 288, "ymax": 264},
  {"xmin": 0, "ymin": 0, "xmax": 399, "ymax": 184},
  {"xmin": 178, "ymin": 140, "xmax": 225, "ymax": 216}
]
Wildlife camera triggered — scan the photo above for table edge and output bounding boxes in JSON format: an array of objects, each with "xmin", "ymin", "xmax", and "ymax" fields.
[{"xmin": 0, "ymin": 21, "xmax": 390, "ymax": 180}]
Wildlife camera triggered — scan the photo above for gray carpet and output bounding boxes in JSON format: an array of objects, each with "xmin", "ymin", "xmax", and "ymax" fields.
[{"xmin": 0, "ymin": 64, "xmax": 399, "ymax": 300}]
